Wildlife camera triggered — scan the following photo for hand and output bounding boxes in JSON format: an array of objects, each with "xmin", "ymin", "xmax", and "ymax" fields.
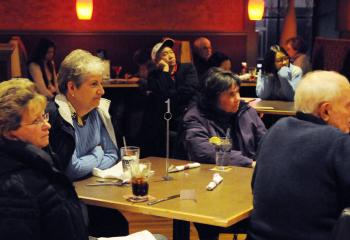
[
  {"xmin": 158, "ymin": 60, "xmax": 169, "ymax": 72},
  {"xmin": 278, "ymin": 66, "xmax": 291, "ymax": 79}
]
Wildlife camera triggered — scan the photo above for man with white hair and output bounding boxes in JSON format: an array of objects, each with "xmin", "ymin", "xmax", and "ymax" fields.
[
  {"xmin": 248, "ymin": 71, "xmax": 350, "ymax": 240},
  {"xmin": 193, "ymin": 37, "xmax": 213, "ymax": 81}
]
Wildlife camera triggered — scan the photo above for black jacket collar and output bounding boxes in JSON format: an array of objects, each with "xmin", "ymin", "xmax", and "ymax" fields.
[{"xmin": 0, "ymin": 138, "xmax": 59, "ymax": 176}]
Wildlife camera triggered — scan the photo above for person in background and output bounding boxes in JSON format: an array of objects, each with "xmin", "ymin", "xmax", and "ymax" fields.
[
  {"xmin": 249, "ymin": 71, "xmax": 350, "ymax": 240},
  {"xmin": 208, "ymin": 51, "xmax": 232, "ymax": 71},
  {"xmin": 193, "ymin": 37, "xmax": 213, "ymax": 80},
  {"xmin": 180, "ymin": 68, "xmax": 266, "ymax": 239},
  {"xmin": 28, "ymin": 38, "xmax": 58, "ymax": 99},
  {"xmin": 285, "ymin": 36, "xmax": 312, "ymax": 74},
  {"xmin": 47, "ymin": 49, "xmax": 129, "ymax": 237},
  {"xmin": 0, "ymin": 78, "xmax": 87, "ymax": 240},
  {"xmin": 256, "ymin": 45, "xmax": 302, "ymax": 101},
  {"xmin": 142, "ymin": 38, "xmax": 199, "ymax": 157}
]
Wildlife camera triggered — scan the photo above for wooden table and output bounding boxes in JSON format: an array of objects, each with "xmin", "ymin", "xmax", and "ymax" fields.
[
  {"xmin": 242, "ymin": 98, "xmax": 296, "ymax": 116},
  {"xmin": 75, "ymin": 157, "xmax": 253, "ymax": 240}
]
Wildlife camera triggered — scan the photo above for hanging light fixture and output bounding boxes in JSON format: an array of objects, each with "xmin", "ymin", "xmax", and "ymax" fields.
[
  {"xmin": 248, "ymin": 0, "xmax": 265, "ymax": 21},
  {"xmin": 76, "ymin": 0, "xmax": 93, "ymax": 20}
]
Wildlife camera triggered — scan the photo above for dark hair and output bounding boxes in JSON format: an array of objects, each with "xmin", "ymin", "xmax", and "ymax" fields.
[
  {"xmin": 29, "ymin": 38, "xmax": 56, "ymax": 87},
  {"xmin": 286, "ymin": 36, "xmax": 308, "ymax": 54},
  {"xmin": 262, "ymin": 45, "xmax": 289, "ymax": 74},
  {"xmin": 31, "ymin": 38, "xmax": 56, "ymax": 63},
  {"xmin": 201, "ymin": 67, "xmax": 240, "ymax": 108},
  {"xmin": 208, "ymin": 51, "xmax": 231, "ymax": 68}
]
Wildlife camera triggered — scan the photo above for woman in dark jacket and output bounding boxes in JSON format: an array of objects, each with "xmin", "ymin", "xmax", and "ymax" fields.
[
  {"xmin": 181, "ymin": 67, "xmax": 267, "ymax": 168},
  {"xmin": 0, "ymin": 78, "xmax": 87, "ymax": 240}
]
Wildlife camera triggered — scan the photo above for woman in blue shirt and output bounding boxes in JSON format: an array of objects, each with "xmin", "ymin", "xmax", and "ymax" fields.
[
  {"xmin": 47, "ymin": 49, "xmax": 128, "ymax": 237},
  {"xmin": 256, "ymin": 45, "xmax": 302, "ymax": 101}
]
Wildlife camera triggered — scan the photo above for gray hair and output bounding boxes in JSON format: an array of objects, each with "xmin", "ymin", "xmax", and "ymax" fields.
[
  {"xmin": 58, "ymin": 49, "xmax": 104, "ymax": 94},
  {"xmin": 0, "ymin": 78, "xmax": 46, "ymax": 136},
  {"xmin": 294, "ymin": 71, "xmax": 349, "ymax": 113}
]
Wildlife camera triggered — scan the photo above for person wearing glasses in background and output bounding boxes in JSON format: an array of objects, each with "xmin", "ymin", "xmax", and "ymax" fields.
[
  {"xmin": 0, "ymin": 78, "xmax": 88, "ymax": 240},
  {"xmin": 256, "ymin": 45, "xmax": 302, "ymax": 101},
  {"xmin": 47, "ymin": 49, "xmax": 129, "ymax": 237}
]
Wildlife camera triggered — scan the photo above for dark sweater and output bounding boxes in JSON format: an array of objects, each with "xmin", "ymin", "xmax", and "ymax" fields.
[
  {"xmin": 0, "ymin": 138, "xmax": 88, "ymax": 240},
  {"xmin": 249, "ymin": 113, "xmax": 350, "ymax": 240}
]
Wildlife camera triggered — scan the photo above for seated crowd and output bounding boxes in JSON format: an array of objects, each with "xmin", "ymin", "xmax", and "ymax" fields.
[{"xmin": 1, "ymin": 34, "xmax": 350, "ymax": 240}]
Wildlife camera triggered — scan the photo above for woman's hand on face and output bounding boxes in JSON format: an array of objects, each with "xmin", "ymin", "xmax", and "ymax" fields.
[{"xmin": 278, "ymin": 66, "xmax": 291, "ymax": 79}]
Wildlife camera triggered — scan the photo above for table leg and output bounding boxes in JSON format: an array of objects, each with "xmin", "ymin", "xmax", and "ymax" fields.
[{"xmin": 173, "ymin": 219, "xmax": 190, "ymax": 240}]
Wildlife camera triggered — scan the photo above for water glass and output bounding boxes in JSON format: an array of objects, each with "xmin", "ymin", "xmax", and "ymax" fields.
[
  {"xmin": 215, "ymin": 138, "xmax": 232, "ymax": 170},
  {"xmin": 120, "ymin": 146, "xmax": 140, "ymax": 173}
]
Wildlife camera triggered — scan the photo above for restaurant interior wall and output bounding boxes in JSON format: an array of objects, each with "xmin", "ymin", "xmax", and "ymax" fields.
[{"xmin": 0, "ymin": 0, "xmax": 250, "ymax": 73}]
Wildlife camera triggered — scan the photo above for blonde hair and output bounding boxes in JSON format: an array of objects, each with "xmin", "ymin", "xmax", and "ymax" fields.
[
  {"xmin": 58, "ymin": 49, "xmax": 104, "ymax": 94},
  {"xmin": 0, "ymin": 78, "xmax": 46, "ymax": 136},
  {"xmin": 294, "ymin": 71, "xmax": 349, "ymax": 113}
]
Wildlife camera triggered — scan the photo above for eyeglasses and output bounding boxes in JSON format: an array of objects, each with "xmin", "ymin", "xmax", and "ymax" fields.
[{"xmin": 22, "ymin": 113, "xmax": 49, "ymax": 126}]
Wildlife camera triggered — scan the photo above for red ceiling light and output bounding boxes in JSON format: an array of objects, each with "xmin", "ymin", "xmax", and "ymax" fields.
[
  {"xmin": 248, "ymin": 0, "xmax": 265, "ymax": 21},
  {"xmin": 76, "ymin": 0, "xmax": 93, "ymax": 20}
]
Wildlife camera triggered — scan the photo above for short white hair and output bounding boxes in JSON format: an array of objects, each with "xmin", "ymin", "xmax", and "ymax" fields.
[
  {"xmin": 58, "ymin": 49, "xmax": 104, "ymax": 94},
  {"xmin": 294, "ymin": 71, "xmax": 349, "ymax": 113}
]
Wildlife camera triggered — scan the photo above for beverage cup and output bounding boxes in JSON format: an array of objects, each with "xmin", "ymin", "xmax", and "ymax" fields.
[
  {"xmin": 130, "ymin": 161, "xmax": 151, "ymax": 197},
  {"xmin": 120, "ymin": 146, "xmax": 140, "ymax": 174}
]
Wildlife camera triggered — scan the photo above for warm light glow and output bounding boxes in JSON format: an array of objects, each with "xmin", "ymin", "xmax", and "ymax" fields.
[
  {"xmin": 248, "ymin": 0, "xmax": 265, "ymax": 21},
  {"xmin": 76, "ymin": 0, "xmax": 93, "ymax": 20}
]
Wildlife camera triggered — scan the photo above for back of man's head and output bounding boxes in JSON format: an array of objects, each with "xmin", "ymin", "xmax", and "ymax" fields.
[{"xmin": 295, "ymin": 71, "xmax": 350, "ymax": 133}]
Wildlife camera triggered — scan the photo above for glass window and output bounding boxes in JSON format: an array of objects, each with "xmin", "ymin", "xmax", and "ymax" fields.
[{"xmin": 256, "ymin": 0, "xmax": 314, "ymax": 59}]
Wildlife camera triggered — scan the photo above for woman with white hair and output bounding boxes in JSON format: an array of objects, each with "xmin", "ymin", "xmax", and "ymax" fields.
[{"xmin": 47, "ymin": 49, "xmax": 129, "ymax": 237}]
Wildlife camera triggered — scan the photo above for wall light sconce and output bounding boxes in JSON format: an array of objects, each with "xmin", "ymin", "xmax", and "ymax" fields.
[
  {"xmin": 248, "ymin": 0, "xmax": 265, "ymax": 21},
  {"xmin": 76, "ymin": 0, "xmax": 93, "ymax": 20}
]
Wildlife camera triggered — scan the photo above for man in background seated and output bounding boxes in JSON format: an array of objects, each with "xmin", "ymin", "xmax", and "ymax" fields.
[
  {"xmin": 249, "ymin": 71, "xmax": 350, "ymax": 240},
  {"xmin": 193, "ymin": 37, "xmax": 213, "ymax": 81},
  {"xmin": 142, "ymin": 38, "xmax": 198, "ymax": 157}
]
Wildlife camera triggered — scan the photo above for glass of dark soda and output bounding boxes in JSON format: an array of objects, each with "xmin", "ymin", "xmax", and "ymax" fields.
[{"xmin": 130, "ymin": 161, "xmax": 151, "ymax": 197}]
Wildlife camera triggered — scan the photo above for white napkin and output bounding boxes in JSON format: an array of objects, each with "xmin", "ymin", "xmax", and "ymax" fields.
[
  {"xmin": 98, "ymin": 230, "xmax": 156, "ymax": 240},
  {"xmin": 92, "ymin": 161, "xmax": 128, "ymax": 180},
  {"xmin": 206, "ymin": 173, "xmax": 223, "ymax": 191},
  {"xmin": 168, "ymin": 162, "xmax": 201, "ymax": 173}
]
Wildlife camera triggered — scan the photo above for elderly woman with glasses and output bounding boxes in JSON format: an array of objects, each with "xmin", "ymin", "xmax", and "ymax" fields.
[
  {"xmin": 0, "ymin": 78, "xmax": 88, "ymax": 239},
  {"xmin": 47, "ymin": 49, "xmax": 129, "ymax": 237},
  {"xmin": 256, "ymin": 45, "xmax": 302, "ymax": 101}
]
